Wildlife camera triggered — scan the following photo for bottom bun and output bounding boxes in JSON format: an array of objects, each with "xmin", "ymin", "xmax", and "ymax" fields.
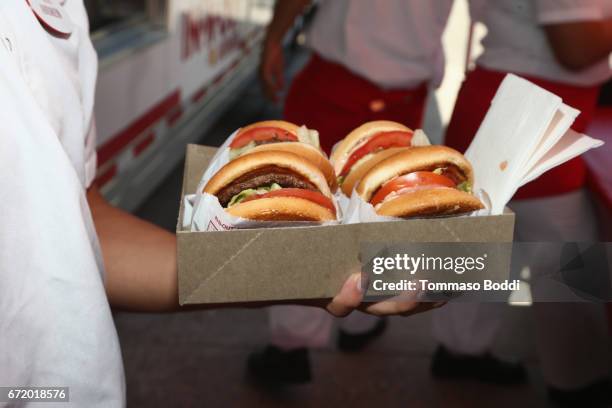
[
  {"xmin": 376, "ymin": 188, "xmax": 484, "ymax": 218},
  {"xmin": 226, "ymin": 197, "xmax": 336, "ymax": 221}
]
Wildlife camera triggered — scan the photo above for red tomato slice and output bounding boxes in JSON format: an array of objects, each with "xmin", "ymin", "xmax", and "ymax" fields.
[
  {"xmin": 242, "ymin": 188, "xmax": 336, "ymax": 216},
  {"xmin": 230, "ymin": 127, "xmax": 298, "ymax": 149},
  {"xmin": 340, "ymin": 131, "xmax": 414, "ymax": 176},
  {"xmin": 370, "ymin": 171, "xmax": 456, "ymax": 206}
]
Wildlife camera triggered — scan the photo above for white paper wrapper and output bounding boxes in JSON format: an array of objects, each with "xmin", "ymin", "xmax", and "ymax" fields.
[
  {"xmin": 186, "ymin": 129, "xmax": 341, "ymax": 231},
  {"xmin": 335, "ymin": 192, "xmax": 352, "ymax": 217}
]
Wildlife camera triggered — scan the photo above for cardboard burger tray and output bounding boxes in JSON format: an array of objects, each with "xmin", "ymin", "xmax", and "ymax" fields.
[{"xmin": 177, "ymin": 144, "xmax": 515, "ymax": 305}]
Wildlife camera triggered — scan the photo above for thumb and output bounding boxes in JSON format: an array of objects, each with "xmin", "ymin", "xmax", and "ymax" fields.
[{"xmin": 326, "ymin": 273, "xmax": 364, "ymax": 317}]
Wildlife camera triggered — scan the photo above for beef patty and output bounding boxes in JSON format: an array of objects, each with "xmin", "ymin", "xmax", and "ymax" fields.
[{"xmin": 217, "ymin": 166, "xmax": 318, "ymax": 206}]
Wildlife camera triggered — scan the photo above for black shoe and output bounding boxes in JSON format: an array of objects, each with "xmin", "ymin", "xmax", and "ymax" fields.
[
  {"xmin": 548, "ymin": 378, "xmax": 612, "ymax": 408},
  {"xmin": 337, "ymin": 318, "xmax": 388, "ymax": 352},
  {"xmin": 247, "ymin": 345, "xmax": 311, "ymax": 385},
  {"xmin": 431, "ymin": 345, "xmax": 527, "ymax": 385}
]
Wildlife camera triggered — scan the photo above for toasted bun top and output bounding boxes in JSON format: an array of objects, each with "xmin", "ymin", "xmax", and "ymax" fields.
[
  {"xmin": 226, "ymin": 196, "xmax": 336, "ymax": 221},
  {"xmin": 376, "ymin": 188, "xmax": 484, "ymax": 218},
  {"xmin": 330, "ymin": 120, "xmax": 413, "ymax": 174},
  {"xmin": 237, "ymin": 120, "xmax": 300, "ymax": 138},
  {"xmin": 356, "ymin": 145, "xmax": 475, "ymax": 202},
  {"xmin": 246, "ymin": 142, "xmax": 337, "ymax": 193},
  {"xmin": 340, "ymin": 147, "xmax": 410, "ymax": 196},
  {"xmin": 204, "ymin": 150, "xmax": 332, "ymax": 198}
]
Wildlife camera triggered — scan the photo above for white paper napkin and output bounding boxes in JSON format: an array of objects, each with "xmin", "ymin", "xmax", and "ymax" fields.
[{"xmin": 466, "ymin": 74, "xmax": 604, "ymax": 215}]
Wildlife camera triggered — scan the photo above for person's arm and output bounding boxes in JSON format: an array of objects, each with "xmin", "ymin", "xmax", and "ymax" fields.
[
  {"xmin": 544, "ymin": 18, "xmax": 612, "ymax": 71},
  {"xmin": 260, "ymin": 0, "xmax": 311, "ymax": 101},
  {"xmin": 87, "ymin": 187, "xmax": 180, "ymax": 312},
  {"xmin": 88, "ymin": 187, "xmax": 439, "ymax": 316}
]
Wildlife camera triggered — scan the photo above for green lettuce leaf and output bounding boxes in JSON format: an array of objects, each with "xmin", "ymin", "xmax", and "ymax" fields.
[
  {"xmin": 229, "ymin": 141, "xmax": 257, "ymax": 160},
  {"xmin": 457, "ymin": 181, "xmax": 472, "ymax": 193},
  {"xmin": 296, "ymin": 126, "xmax": 320, "ymax": 148},
  {"xmin": 227, "ymin": 183, "xmax": 282, "ymax": 207}
]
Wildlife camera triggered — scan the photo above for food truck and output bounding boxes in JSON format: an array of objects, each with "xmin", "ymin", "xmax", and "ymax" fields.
[{"xmin": 88, "ymin": 0, "xmax": 274, "ymax": 210}]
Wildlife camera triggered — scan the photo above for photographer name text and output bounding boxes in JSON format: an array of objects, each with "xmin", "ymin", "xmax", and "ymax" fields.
[{"xmin": 372, "ymin": 279, "xmax": 521, "ymax": 292}]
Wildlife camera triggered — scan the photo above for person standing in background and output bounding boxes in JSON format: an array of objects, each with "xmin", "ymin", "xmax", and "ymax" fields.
[
  {"xmin": 434, "ymin": 1, "xmax": 612, "ymax": 406},
  {"xmin": 259, "ymin": 0, "xmax": 453, "ymax": 154},
  {"xmin": 251, "ymin": 0, "xmax": 455, "ymax": 384}
]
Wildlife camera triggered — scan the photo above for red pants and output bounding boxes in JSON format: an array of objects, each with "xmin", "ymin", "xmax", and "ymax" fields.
[
  {"xmin": 444, "ymin": 67, "xmax": 600, "ymax": 199},
  {"xmin": 284, "ymin": 53, "xmax": 428, "ymax": 154}
]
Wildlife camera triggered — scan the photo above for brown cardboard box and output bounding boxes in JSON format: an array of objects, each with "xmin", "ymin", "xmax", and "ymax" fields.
[{"xmin": 177, "ymin": 144, "xmax": 515, "ymax": 305}]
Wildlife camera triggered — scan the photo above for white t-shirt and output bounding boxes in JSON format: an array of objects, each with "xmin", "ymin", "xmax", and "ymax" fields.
[
  {"xmin": 473, "ymin": 0, "xmax": 612, "ymax": 86},
  {"xmin": 306, "ymin": 0, "xmax": 454, "ymax": 89},
  {"xmin": 0, "ymin": 1, "xmax": 124, "ymax": 406}
]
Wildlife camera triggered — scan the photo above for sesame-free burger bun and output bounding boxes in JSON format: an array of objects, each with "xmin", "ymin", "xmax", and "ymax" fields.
[
  {"xmin": 330, "ymin": 120, "xmax": 413, "ymax": 174},
  {"xmin": 203, "ymin": 150, "xmax": 332, "ymax": 199},
  {"xmin": 340, "ymin": 147, "xmax": 410, "ymax": 196},
  {"xmin": 357, "ymin": 145, "xmax": 475, "ymax": 202},
  {"xmin": 247, "ymin": 142, "xmax": 337, "ymax": 192},
  {"xmin": 376, "ymin": 188, "xmax": 484, "ymax": 217},
  {"xmin": 226, "ymin": 197, "xmax": 336, "ymax": 221},
  {"xmin": 237, "ymin": 120, "xmax": 300, "ymax": 137}
]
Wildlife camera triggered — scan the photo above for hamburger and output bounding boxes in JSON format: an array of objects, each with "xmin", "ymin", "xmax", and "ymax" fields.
[
  {"xmin": 330, "ymin": 120, "xmax": 430, "ymax": 194},
  {"xmin": 356, "ymin": 146, "xmax": 484, "ymax": 218},
  {"xmin": 203, "ymin": 150, "xmax": 336, "ymax": 221},
  {"xmin": 230, "ymin": 120, "xmax": 336, "ymax": 192}
]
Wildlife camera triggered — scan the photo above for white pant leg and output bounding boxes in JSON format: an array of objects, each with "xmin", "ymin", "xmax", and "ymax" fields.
[
  {"xmin": 268, "ymin": 306, "xmax": 380, "ymax": 350},
  {"xmin": 432, "ymin": 302, "xmax": 505, "ymax": 355},
  {"xmin": 512, "ymin": 190, "xmax": 611, "ymax": 389},
  {"xmin": 339, "ymin": 312, "xmax": 381, "ymax": 335},
  {"xmin": 432, "ymin": 189, "xmax": 611, "ymax": 372},
  {"xmin": 268, "ymin": 305, "xmax": 334, "ymax": 350},
  {"xmin": 532, "ymin": 301, "xmax": 610, "ymax": 389}
]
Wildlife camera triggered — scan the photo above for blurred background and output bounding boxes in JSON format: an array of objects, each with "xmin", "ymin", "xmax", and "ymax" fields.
[{"xmin": 85, "ymin": 0, "xmax": 612, "ymax": 406}]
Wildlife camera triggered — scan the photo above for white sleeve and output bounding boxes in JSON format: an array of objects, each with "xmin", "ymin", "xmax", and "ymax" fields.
[
  {"xmin": 0, "ymin": 43, "xmax": 124, "ymax": 406},
  {"xmin": 84, "ymin": 115, "xmax": 98, "ymax": 188},
  {"xmin": 536, "ymin": 0, "xmax": 605, "ymax": 24}
]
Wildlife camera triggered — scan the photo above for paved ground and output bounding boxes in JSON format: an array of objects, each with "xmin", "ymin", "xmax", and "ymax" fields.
[
  {"xmin": 115, "ymin": 306, "xmax": 554, "ymax": 407},
  {"xmin": 116, "ymin": 48, "xmax": 564, "ymax": 408}
]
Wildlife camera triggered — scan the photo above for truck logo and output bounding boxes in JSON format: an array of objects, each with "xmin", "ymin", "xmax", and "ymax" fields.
[{"xmin": 182, "ymin": 12, "xmax": 241, "ymax": 62}]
